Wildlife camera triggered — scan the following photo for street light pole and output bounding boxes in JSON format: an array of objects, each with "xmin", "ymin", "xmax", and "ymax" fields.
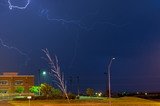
[
  {"xmin": 38, "ymin": 69, "xmax": 47, "ymax": 96},
  {"xmin": 77, "ymin": 76, "xmax": 80, "ymax": 96},
  {"xmin": 38, "ymin": 69, "xmax": 41, "ymax": 96},
  {"xmin": 108, "ymin": 58, "xmax": 115, "ymax": 99},
  {"xmin": 27, "ymin": 96, "xmax": 32, "ymax": 106}
]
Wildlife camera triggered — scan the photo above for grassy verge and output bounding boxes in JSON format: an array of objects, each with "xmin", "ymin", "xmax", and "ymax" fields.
[{"xmin": 9, "ymin": 97, "xmax": 160, "ymax": 106}]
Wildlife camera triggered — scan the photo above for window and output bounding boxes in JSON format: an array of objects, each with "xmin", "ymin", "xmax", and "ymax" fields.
[
  {"xmin": 15, "ymin": 80, "xmax": 23, "ymax": 85},
  {"xmin": 0, "ymin": 90, "xmax": 8, "ymax": 93},
  {"xmin": 0, "ymin": 80, "xmax": 8, "ymax": 85}
]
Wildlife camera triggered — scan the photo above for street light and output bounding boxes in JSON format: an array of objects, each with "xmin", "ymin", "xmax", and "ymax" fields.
[
  {"xmin": 27, "ymin": 96, "xmax": 32, "ymax": 106},
  {"xmin": 42, "ymin": 71, "xmax": 46, "ymax": 76},
  {"xmin": 107, "ymin": 57, "xmax": 115, "ymax": 99},
  {"xmin": 38, "ymin": 69, "xmax": 47, "ymax": 84},
  {"xmin": 38, "ymin": 69, "xmax": 47, "ymax": 95}
]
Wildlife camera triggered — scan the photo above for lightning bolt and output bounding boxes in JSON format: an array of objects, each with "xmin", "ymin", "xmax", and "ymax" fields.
[
  {"xmin": 8, "ymin": 0, "xmax": 31, "ymax": 10},
  {"xmin": 68, "ymin": 33, "xmax": 79, "ymax": 69},
  {"xmin": 40, "ymin": 9, "xmax": 128, "ymax": 69},
  {"xmin": 0, "ymin": 38, "xmax": 30, "ymax": 66},
  {"xmin": 40, "ymin": 9, "xmax": 83, "ymax": 27},
  {"xmin": 40, "ymin": 9, "xmax": 89, "ymax": 31},
  {"xmin": 39, "ymin": 9, "xmax": 128, "ymax": 70},
  {"xmin": 4, "ymin": 0, "xmax": 127, "ymax": 69},
  {"xmin": 40, "ymin": 9, "xmax": 127, "ymax": 31}
]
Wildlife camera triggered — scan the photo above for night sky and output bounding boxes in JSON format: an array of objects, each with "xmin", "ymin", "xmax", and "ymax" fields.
[{"xmin": 0, "ymin": 0, "xmax": 160, "ymax": 93}]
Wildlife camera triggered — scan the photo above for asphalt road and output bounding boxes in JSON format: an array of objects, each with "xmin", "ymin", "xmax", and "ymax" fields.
[{"xmin": 0, "ymin": 100, "xmax": 14, "ymax": 106}]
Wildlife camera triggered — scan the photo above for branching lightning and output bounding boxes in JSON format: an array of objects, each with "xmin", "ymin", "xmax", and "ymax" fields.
[
  {"xmin": 40, "ymin": 9, "xmax": 127, "ymax": 31},
  {"xmin": 68, "ymin": 33, "xmax": 79, "ymax": 69},
  {"xmin": 40, "ymin": 9, "xmax": 128, "ymax": 69},
  {"xmin": 8, "ymin": 0, "xmax": 30, "ymax": 10},
  {"xmin": 4, "ymin": 1, "xmax": 127, "ymax": 69},
  {"xmin": 0, "ymin": 38, "xmax": 30, "ymax": 66},
  {"xmin": 41, "ymin": 9, "xmax": 82, "ymax": 27}
]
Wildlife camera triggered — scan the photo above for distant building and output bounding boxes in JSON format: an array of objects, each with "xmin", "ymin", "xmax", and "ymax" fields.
[{"xmin": 0, "ymin": 72, "xmax": 34, "ymax": 93}]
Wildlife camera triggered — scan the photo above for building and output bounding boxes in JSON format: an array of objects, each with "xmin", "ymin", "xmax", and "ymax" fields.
[{"xmin": 0, "ymin": 72, "xmax": 34, "ymax": 93}]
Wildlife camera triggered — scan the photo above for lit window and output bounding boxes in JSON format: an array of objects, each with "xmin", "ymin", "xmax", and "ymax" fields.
[
  {"xmin": 0, "ymin": 80, "xmax": 8, "ymax": 85},
  {"xmin": 15, "ymin": 80, "xmax": 23, "ymax": 85}
]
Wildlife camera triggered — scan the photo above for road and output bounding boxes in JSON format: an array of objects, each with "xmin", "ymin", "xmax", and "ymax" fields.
[{"xmin": 0, "ymin": 100, "xmax": 14, "ymax": 106}]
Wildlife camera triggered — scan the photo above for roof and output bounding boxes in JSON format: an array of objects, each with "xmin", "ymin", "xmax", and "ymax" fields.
[{"xmin": 0, "ymin": 72, "xmax": 34, "ymax": 77}]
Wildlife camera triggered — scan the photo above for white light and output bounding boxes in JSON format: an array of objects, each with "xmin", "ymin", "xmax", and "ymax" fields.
[
  {"xmin": 98, "ymin": 92, "xmax": 102, "ymax": 97},
  {"xmin": 145, "ymin": 93, "xmax": 147, "ymax": 95},
  {"xmin": 42, "ymin": 71, "xmax": 46, "ymax": 75},
  {"xmin": 27, "ymin": 96, "xmax": 32, "ymax": 99}
]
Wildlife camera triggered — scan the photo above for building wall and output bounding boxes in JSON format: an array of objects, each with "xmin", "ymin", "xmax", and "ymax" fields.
[{"xmin": 0, "ymin": 72, "xmax": 34, "ymax": 93}]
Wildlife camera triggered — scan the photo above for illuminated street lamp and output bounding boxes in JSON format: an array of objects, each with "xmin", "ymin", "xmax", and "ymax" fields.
[
  {"xmin": 27, "ymin": 96, "xmax": 32, "ymax": 106},
  {"xmin": 38, "ymin": 69, "xmax": 47, "ymax": 95},
  {"xmin": 38, "ymin": 69, "xmax": 47, "ymax": 83},
  {"xmin": 42, "ymin": 71, "xmax": 46, "ymax": 76},
  {"xmin": 108, "ymin": 57, "xmax": 115, "ymax": 99}
]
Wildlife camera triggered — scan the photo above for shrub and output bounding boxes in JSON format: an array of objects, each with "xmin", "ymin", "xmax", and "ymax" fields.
[
  {"xmin": 29, "ymin": 86, "xmax": 40, "ymax": 95},
  {"xmin": 40, "ymin": 83, "xmax": 53, "ymax": 97},
  {"xmin": 68, "ymin": 93, "xmax": 76, "ymax": 99},
  {"xmin": 86, "ymin": 88, "xmax": 94, "ymax": 96},
  {"xmin": 15, "ymin": 86, "xmax": 24, "ymax": 93},
  {"xmin": 52, "ymin": 89, "xmax": 63, "ymax": 99}
]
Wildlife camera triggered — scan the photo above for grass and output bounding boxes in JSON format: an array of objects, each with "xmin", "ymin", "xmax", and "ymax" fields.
[{"xmin": 9, "ymin": 96, "xmax": 160, "ymax": 106}]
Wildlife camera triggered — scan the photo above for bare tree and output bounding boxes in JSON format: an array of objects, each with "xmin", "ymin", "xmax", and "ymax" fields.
[{"xmin": 42, "ymin": 49, "xmax": 69, "ymax": 102}]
